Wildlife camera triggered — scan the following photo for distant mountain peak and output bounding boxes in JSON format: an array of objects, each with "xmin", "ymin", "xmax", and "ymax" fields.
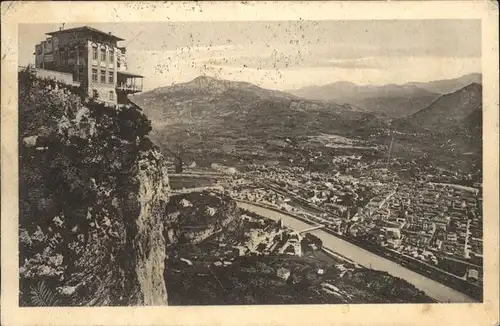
[
  {"xmin": 190, "ymin": 75, "xmax": 231, "ymax": 85},
  {"xmin": 437, "ymin": 82, "xmax": 482, "ymax": 99},
  {"xmin": 193, "ymin": 75, "xmax": 217, "ymax": 82},
  {"xmin": 178, "ymin": 75, "xmax": 267, "ymax": 93},
  {"xmin": 330, "ymin": 81, "xmax": 358, "ymax": 86},
  {"xmin": 138, "ymin": 75, "xmax": 315, "ymax": 104},
  {"xmin": 191, "ymin": 75, "xmax": 214, "ymax": 83},
  {"xmin": 464, "ymin": 82, "xmax": 482, "ymax": 90},
  {"xmin": 188, "ymin": 75, "xmax": 233, "ymax": 88},
  {"xmin": 146, "ymin": 75, "xmax": 255, "ymax": 95},
  {"xmin": 397, "ymin": 82, "xmax": 483, "ymax": 131}
]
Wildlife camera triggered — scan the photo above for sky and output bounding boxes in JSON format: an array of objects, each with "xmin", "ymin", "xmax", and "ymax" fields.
[{"xmin": 18, "ymin": 20, "xmax": 481, "ymax": 91}]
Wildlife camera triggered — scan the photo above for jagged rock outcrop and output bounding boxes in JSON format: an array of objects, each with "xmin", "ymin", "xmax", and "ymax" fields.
[
  {"xmin": 18, "ymin": 67, "xmax": 172, "ymax": 306},
  {"xmin": 164, "ymin": 191, "xmax": 242, "ymax": 246}
]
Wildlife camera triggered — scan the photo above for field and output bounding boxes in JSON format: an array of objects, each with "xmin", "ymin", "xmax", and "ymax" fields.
[{"xmin": 169, "ymin": 175, "xmax": 220, "ymax": 190}]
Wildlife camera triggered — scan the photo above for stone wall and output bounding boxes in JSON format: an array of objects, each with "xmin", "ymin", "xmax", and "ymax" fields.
[{"xmin": 35, "ymin": 68, "xmax": 80, "ymax": 87}]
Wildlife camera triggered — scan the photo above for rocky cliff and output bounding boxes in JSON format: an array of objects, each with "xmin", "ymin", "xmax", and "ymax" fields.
[
  {"xmin": 164, "ymin": 191, "xmax": 242, "ymax": 246},
  {"xmin": 18, "ymin": 67, "xmax": 172, "ymax": 306}
]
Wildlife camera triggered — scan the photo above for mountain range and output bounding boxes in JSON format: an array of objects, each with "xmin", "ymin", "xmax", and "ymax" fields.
[
  {"xmin": 130, "ymin": 76, "xmax": 385, "ymax": 168},
  {"xmin": 131, "ymin": 76, "xmax": 371, "ymax": 139},
  {"xmin": 133, "ymin": 74, "xmax": 481, "ymax": 135},
  {"xmin": 287, "ymin": 73, "xmax": 482, "ymax": 117},
  {"xmin": 130, "ymin": 75, "xmax": 482, "ymax": 170}
]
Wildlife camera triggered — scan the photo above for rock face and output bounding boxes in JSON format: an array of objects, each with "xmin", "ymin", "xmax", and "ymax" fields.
[
  {"xmin": 164, "ymin": 191, "xmax": 242, "ymax": 246},
  {"xmin": 18, "ymin": 67, "xmax": 171, "ymax": 306}
]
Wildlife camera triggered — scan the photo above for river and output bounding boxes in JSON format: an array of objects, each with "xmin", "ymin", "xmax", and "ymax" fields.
[{"xmin": 236, "ymin": 201, "xmax": 476, "ymax": 303}]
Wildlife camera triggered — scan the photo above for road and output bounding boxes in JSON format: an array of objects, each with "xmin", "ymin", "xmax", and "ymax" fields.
[
  {"xmin": 236, "ymin": 201, "xmax": 476, "ymax": 303},
  {"xmin": 428, "ymin": 182, "xmax": 479, "ymax": 194}
]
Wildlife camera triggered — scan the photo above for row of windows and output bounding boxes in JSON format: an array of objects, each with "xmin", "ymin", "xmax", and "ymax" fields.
[
  {"xmin": 91, "ymin": 68, "xmax": 114, "ymax": 84},
  {"xmin": 60, "ymin": 48, "xmax": 86, "ymax": 61},
  {"xmin": 92, "ymin": 47, "xmax": 115, "ymax": 64}
]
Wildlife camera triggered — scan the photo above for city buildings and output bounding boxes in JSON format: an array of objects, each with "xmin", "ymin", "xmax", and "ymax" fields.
[
  {"xmin": 33, "ymin": 25, "xmax": 143, "ymax": 106},
  {"xmin": 217, "ymin": 156, "xmax": 483, "ymax": 287}
]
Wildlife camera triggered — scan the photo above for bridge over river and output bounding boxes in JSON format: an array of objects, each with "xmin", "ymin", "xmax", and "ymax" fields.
[{"xmin": 236, "ymin": 201, "xmax": 476, "ymax": 303}]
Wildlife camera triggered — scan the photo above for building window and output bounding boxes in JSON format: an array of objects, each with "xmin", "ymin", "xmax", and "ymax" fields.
[
  {"xmin": 100, "ymin": 69, "xmax": 106, "ymax": 83},
  {"xmin": 100, "ymin": 48, "xmax": 106, "ymax": 62},
  {"xmin": 117, "ymin": 59, "xmax": 121, "ymax": 69},
  {"xmin": 109, "ymin": 51, "xmax": 114, "ymax": 64},
  {"xmin": 78, "ymin": 66, "xmax": 85, "ymax": 82},
  {"xmin": 108, "ymin": 71, "xmax": 114, "ymax": 84},
  {"xmin": 109, "ymin": 91, "xmax": 115, "ymax": 101},
  {"xmin": 92, "ymin": 68, "xmax": 98, "ymax": 82},
  {"xmin": 92, "ymin": 47, "xmax": 98, "ymax": 60}
]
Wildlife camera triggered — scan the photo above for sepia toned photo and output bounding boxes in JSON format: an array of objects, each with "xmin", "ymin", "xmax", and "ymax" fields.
[
  {"xmin": 16, "ymin": 18, "xmax": 485, "ymax": 306},
  {"xmin": 2, "ymin": 1, "xmax": 499, "ymax": 326}
]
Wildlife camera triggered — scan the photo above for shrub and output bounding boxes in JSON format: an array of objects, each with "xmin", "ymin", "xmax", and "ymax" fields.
[{"xmin": 29, "ymin": 281, "xmax": 60, "ymax": 307}]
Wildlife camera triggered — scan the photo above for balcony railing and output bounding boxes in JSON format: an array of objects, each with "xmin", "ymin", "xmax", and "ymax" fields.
[{"xmin": 116, "ymin": 83, "xmax": 142, "ymax": 92}]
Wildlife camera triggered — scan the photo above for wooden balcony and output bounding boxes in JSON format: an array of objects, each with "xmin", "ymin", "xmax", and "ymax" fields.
[{"xmin": 116, "ymin": 71, "xmax": 143, "ymax": 93}]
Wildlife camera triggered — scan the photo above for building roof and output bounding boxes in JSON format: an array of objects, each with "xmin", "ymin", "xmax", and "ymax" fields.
[
  {"xmin": 117, "ymin": 71, "xmax": 144, "ymax": 78},
  {"xmin": 46, "ymin": 26, "xmax": 125, "ymax": 41}
]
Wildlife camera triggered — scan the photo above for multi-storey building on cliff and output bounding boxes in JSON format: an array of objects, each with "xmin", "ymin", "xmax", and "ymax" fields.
[{"xmin": 33, "ymin": 25, "xmax": 143, "ymax": 106}]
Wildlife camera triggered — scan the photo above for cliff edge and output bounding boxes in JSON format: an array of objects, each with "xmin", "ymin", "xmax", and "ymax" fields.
[{"xmin": 18, "ymin": 67, "xmax": 172, "ymax": 306}]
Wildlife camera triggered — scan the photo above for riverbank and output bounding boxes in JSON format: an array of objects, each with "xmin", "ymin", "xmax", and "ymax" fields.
[{"xmin": 236, "ymin": 200, "xmax": 476, "ymax": 303}]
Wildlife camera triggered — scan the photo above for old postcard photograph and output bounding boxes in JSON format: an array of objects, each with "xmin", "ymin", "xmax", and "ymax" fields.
[{"xmin": 1, "ymin": 1, "xmax": 499, "ymax": 326}]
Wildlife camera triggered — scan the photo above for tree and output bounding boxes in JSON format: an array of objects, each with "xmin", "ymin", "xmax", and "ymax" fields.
[{"xmin": 174, "ymin": 155, "xmax": 183, "ymax": 173}]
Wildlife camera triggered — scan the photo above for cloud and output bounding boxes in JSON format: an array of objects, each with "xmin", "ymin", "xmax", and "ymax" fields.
[
  {"xmin": 201, "ymin": 55, "xmax": 384, "ymax": 71},
  {"xmin": 322, "ymin": 59, "xmax": 383, "ymax": 70}
]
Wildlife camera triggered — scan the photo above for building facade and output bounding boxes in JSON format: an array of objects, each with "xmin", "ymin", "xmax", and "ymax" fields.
[{"xmin": 34, "ymin": 26, "xmax": 143, "ymax": 106}]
